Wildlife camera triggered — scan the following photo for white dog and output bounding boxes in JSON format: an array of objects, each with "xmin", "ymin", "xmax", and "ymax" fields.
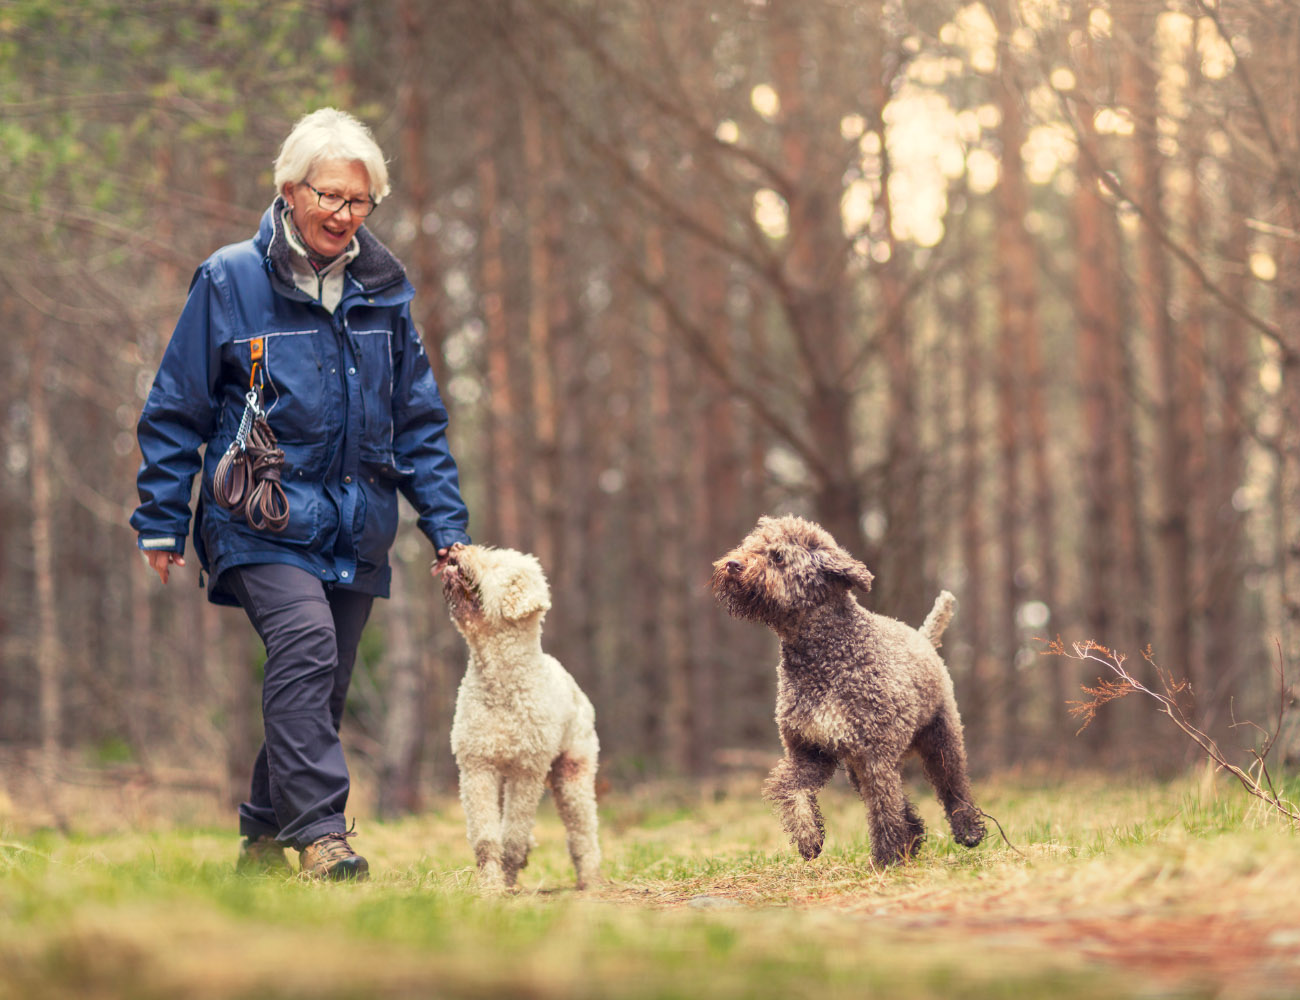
[{"xmin": 439, "ymin": 543, "xmax": 601, "ymax": 891}]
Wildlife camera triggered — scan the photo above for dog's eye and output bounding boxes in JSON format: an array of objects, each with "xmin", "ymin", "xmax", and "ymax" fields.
[{"xmin": 771, "ymin": 549, "xmax": 784, "ymax": 564}]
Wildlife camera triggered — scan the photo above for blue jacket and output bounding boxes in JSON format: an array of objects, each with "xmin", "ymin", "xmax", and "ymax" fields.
[{"xmin": 132, "ymin": 200, "xmax": 471, "ymax": 605}]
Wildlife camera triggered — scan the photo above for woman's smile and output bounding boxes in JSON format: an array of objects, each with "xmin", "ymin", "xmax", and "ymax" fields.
[{"xmin": 285, "ymin": 158, "xmax": 370, "ymax": 259}]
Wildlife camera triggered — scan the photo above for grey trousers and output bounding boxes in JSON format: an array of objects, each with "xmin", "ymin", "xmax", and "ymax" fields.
[{"xmin": 225, "ymin": 563, "xmax": 374, "ymax": 849}]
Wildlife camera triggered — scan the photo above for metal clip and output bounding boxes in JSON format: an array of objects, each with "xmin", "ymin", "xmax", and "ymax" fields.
[{"xmin": 232, "ymin": 389, "xmax": 261, "ymax": 452}]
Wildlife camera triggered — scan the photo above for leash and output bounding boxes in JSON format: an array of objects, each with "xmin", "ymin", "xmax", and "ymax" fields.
[{"xmin": 213, "ymin": 359, "xmax": 289, "ymax": 532}]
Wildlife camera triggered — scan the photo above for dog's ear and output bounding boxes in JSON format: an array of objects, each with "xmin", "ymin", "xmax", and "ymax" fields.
[
  {"xmin": 500, "ymin": 569, "xmax": 552, "ymax": 621},
  {"xmin": 819, "ymin": 548, "xmax": 874, "ymax": 592}
]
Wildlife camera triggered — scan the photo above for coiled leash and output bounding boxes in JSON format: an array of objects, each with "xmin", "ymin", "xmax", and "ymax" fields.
[{"xmin": 213, "ymin": 353, "xmax": 290, "ymax": 532}]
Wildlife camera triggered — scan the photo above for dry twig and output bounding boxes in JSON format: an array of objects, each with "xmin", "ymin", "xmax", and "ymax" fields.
[
  {"xmin": 1042, "ymin": 637, "xmax": 1300, "ymax": 828},
  {"xmin": 958, "ymin": 797, "xmax": 1024, "ymax": 859}
]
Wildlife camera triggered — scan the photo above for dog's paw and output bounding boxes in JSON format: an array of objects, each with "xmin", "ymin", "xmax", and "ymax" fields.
[
  {"xmin": 795, "ymin": 834, "xmax": 824, "ymax": 860},
  {"xmin": 870, "ymin": 827, "xmax": 925, "ymax": 867},
  {"xmin": 871, "ymin": 843, "xmax": 910, "ymax": 867},
  {"xmin": 476, "ymin": 871, "xmax": 506, "ymax": 893},
  {"xmin": 474, "ymin": 843, "xmax": 506, "ymax": 891},
  {"xmin": 503, "ymin": 844, "xmax": 530, "ymax": 874},
  {"xmin": 951, "ymin": 809, "xmax": 987, "ymax": 848}
]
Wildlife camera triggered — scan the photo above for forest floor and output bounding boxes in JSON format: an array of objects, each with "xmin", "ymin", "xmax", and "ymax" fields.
[{"xmin": 2, "ymin": 765, "xmax": 1300, "ymax": 999}]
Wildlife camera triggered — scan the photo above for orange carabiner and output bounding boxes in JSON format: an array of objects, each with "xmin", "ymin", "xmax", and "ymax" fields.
[{"xmin": 248, "ymin": 337, "xmax": 265, "ymax": 389}]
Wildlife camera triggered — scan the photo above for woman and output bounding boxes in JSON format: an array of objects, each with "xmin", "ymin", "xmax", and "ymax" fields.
[{"xmin": 132, "ymin": 108, "xmax": 471, "ymax": 880}]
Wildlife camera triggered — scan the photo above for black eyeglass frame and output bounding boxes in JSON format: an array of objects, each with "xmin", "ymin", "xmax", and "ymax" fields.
[{"xmin": 301, "ymin": 180, "xmax": 376, "ymax": 218}]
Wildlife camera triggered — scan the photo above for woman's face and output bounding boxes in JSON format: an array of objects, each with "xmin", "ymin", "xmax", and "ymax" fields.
[{"xmin": 282, "ymin": 159, "xmax": 371, "ymax": 259}]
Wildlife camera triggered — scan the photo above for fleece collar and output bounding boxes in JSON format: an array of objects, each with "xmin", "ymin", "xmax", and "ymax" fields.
[
  {"xmin": 260, "ymin": 196, "xmax": 410, "ymax": 306},
  {"xmin": 280, "ymin": 206, "xmax": 358, "ymax": 314}
]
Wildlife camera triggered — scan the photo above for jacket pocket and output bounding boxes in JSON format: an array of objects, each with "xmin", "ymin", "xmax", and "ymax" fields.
[
  {"xmin": 275, "ymin": 476, "xmax": 329, "ymax": 547},
  {"xmin": 246, "ymin": 329, "xmax": 328, "ymax": 444},
  {"xmin": 350, "ymin": 326, "xmax": 395, "ymax": 453},
  {"xmin": 354, "ymin": 464, "xmax": 401, "ymax": 570}
]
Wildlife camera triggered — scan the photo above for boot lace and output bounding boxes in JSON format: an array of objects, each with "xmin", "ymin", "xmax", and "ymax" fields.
[
  {"xmin": 298, "ymin": 821, "xmax": 363, "ymax": 878},
  {"xmin": 313, "ymin": 829, "xmax": 360, "ymax": 863}
]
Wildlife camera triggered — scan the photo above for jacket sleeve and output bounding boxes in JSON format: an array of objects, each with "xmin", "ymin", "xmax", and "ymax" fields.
[
  {"xmin": 390, "ymin": 305, "xmax": 471, "ymax": 551},
  {"xmin": 130, "ymin": 264, "xmax": 224, "ymax": 554}
]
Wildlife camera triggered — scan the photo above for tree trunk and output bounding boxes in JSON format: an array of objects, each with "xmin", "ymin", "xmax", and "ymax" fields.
[
  {"xmin": 1120, "ymin": 3, "xmax": 1189, "ymax": 696},
  {"xmin": 1279, "ymin": 220, "xmax": 1300, "ymax": 694},
  {"xmin": 477, "ymin": 94, "xmax": 522, "ymax": 547},
  {"xmin": 871, "ymin": 84, "xmax": 926, "ymax": 625},
  {"xmin": 769, "ymin": 3, "xmax": 866, "ymax": 561},
  {"xmin": 521, "ymin": 80, "xmax": 562, "ymax": 574},
  {"xmin": 1179, "ymin": 48, "xmax": 1211, "ymax": 726},
  {"xmin": 1272, "ymin": 16, "xmax": 1300, "ymax": 722},
  {"xmin": 991, "ymin": 0, "xmax": 1029, "ymax": 762},
  {"xmin": 327, "ymin": 0, "xmax": 354, "ymax": 104},
  {"xmin": 1019, "ymin": 228, "xmax": 1060, "ymax": 738},
  {"xmin": 28, "ymin": 331, "xmax": 63, "ymax": 819},
  {"xmin": 1070, "ymin": 16, "xmax": 1119, "ymax": 756},
  {"xmin": 378, "ymin": 559, "xmax": 425, "ymax": 817},
  {"xmin": 1202, "ymin": 170, "xmax": 1251, "ymax": 727},
  {"xmin": 646, "ymin": 223, "xmax": 692, "ymax": 774},
  {"xmin": 605, "ymin": 261, "xmax": 658, "ymax": 766},
  {"xmin": 398, "ymin": 0, "xmax": 449, "ymax": 382},
  {"xmin": 952, "ymin": 181, "xmax": 992, "ymax": 769}
]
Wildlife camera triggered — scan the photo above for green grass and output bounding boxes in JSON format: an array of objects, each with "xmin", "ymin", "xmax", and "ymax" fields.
[{"xmin": 3, "ymin": 770, "xmax": 1300, "ymax": 999}]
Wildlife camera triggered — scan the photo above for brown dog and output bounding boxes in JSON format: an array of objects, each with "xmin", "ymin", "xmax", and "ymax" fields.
[{"xmin": 712, "ymin": 515, "xmax": 985, "ymax": 866}]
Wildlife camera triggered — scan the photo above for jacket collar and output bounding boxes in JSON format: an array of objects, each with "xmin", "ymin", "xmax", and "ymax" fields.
[
  {"xmin": 279, "ymin": 205, "xmax": 359, "ymax": 314},
  {"xmin": 255, "ymin": 197, "xmax": 412, "ymax": 304}
]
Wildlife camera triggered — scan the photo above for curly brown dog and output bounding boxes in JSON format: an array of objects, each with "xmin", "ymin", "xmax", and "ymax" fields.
[{"xmin": 712, "ymin": 515, "xmax": 985, "ymax": 867}]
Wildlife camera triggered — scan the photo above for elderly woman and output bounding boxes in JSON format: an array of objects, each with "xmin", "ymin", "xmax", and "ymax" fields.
[{"xmin": 131, "ymin": 108, "xmax": 471, "ymax": 880}]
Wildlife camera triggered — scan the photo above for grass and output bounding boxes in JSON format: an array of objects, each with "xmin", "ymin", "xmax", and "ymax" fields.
[{"xmin": 4, "ymin": 768, "xmax": 1300, "ymax": 999}]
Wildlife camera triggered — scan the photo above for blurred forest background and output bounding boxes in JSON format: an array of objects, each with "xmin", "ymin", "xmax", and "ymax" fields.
[{"xmin": 3, "ymin": 0, "xmax": 1300, "ymax": 818}]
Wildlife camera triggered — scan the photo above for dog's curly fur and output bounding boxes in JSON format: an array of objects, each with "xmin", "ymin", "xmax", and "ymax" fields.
[
  {"xmin": 440, "ymin": 543, "xmax": 601, "ymax": 891},
  {"xmin": 712, "ymin": 515, "xmax": 985, "ymax": 867}
]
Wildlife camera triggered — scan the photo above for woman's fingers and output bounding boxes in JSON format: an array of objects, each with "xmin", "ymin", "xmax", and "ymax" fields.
[{"xmin": 145, "ymin": 550, "xmax": 185, "ymax": 584}]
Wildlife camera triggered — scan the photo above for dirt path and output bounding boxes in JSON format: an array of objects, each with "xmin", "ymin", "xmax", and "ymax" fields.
[{"xmin": 858, "ymin": 899, "xmax": 1300, "ymax": 997}]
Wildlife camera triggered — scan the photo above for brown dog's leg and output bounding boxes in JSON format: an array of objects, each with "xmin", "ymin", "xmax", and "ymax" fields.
[
  {"xmin": 763, "ymin": 743, "xmax": 837, "ymax": 859},
  {"xmin": 847, "ymin": 756, "xmax": 926, "ymax": 866},
  {"xmin": 912, "ymin": 710, "xmax": 986, "ymax": 848}
]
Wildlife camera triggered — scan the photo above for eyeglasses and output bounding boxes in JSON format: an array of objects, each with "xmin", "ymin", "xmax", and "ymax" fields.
[{"xmin": 302, "ymin": 180, "xmax": 376, "ymax": 218}]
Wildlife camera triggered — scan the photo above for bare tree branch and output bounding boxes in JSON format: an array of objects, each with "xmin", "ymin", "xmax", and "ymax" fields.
[
  {"xmin": 1045, "ymin": 637, "xmax": 1300, "ymax": 827},
  {"xmin": 1047, "ymin": 88, "xmax": 1288, "ymax": 358}
]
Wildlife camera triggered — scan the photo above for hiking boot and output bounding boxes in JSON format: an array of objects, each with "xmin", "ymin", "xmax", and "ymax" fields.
[
  {"xmin": 298, "ymin": 829, "xmax": 369, "ymax": 881},
  {"xmin": 236, "ymin": 835, "xmax": 290, "ymax": 874}
]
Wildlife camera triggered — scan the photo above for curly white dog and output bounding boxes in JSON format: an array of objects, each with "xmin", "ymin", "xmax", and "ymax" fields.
[{"xmin": 439, "ymin": 543, "xmax": 601, "ymax": 891}]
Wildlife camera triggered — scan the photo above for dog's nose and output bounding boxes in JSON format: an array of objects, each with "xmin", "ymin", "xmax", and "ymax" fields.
[{"xmin": 726, "ymin": 560, "xmax": 742, "ymax": 576}]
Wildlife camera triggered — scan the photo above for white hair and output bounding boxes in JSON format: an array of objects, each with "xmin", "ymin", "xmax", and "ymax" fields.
[{"xmin": 273, "ymin": 107, "xmax": 391, "ymax": 203}]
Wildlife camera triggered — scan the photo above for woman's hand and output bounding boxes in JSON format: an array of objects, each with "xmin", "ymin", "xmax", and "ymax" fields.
[{"xmin": 145, "ymin": 550, "xmax": 186, "ymax": 585}]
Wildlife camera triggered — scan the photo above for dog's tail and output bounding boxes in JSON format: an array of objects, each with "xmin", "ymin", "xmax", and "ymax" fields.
[{"xmin": 920, "ymin": 590, "xmax": 957, "ymax": 649}]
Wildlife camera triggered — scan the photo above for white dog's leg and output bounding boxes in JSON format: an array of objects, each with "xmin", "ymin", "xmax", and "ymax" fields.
[
  {"xmin": 459, "ymin": 764, "xmax": 505, "ymax": 890},
  {"xmin": 500, "ymin": 773, "xmax": 546, "ymax": 887},
  {"xmin": 548, "ymin": 750, "xmax": 601, "ymax": 890}
]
